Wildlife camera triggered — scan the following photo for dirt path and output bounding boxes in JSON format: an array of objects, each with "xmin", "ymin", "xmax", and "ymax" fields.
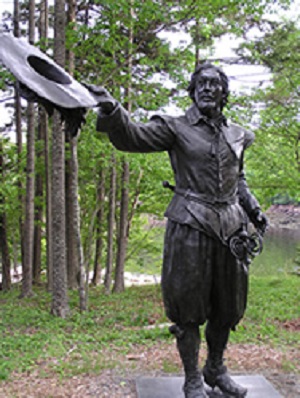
[{"xmin": 1, "ymin": 343, "xmax": 299, "ymax": 397}]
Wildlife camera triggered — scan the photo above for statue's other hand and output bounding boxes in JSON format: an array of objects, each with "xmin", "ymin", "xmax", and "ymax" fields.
[
  {"xmin": 83, "ymin": 83, "xmax": 117, "ymax": 114},
  {"xmin": 251, "ymin": 209, "xmax": 269, "ymax": 236}
]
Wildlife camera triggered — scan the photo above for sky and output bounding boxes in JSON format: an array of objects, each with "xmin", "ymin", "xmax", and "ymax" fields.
[{"xmin": 0, "ymin": 0, "xmax": 299, "ymax": 138}]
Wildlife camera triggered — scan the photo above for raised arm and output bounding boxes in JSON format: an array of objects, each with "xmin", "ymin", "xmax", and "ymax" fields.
[{"xmin": 87, "ymin": 85, "xmax": 175, "ymax": 153}]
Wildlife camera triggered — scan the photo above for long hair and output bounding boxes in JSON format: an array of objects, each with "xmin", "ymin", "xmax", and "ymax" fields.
[{"xmin": 187, "ymin": 63, "xmax": 229, "ymax": 110}]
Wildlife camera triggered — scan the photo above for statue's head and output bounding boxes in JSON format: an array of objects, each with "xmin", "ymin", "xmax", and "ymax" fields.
[{"xmin": 187, "ymin": 63, "xmax": 229, "ymax": 116}]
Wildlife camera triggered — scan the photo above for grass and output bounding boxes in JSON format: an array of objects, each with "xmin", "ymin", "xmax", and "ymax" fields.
[
  {"xmin": 0, "ymin": 274, "xmax": 299, "ymax": 382},
  {"xmin": 0, "ymin": 283, "xmax": 168, "ymax": 381}
]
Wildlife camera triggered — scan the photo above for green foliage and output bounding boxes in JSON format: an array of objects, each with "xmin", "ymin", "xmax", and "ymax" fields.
[
  {"xmin": 0, "ymin": 66, "xmax": 14, "ymax": 90},
  {"xmin": 234, "ymin": 19, "xmax": 300, "ymax": 205},
  {"xmin": 126, "ymin": 217, "xmax": 165, "ymax": 274},
  {"xmin": 0, "ymin": 138, "xmax": 25, "ymax": 257}
]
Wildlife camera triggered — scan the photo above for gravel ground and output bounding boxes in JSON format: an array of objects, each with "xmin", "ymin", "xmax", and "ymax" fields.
[
  {"xmin": 1, "ymin": 370, "xmax": 299, "ymax": 397},
  {"xmin": 1, "ymin": 343, "xmax": 299, "ymax": 397}
]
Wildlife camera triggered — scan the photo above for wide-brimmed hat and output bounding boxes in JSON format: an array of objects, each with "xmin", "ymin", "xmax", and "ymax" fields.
[{"xmin": 0, "ymin": 31, "xmax": 98, "ymax": 109}]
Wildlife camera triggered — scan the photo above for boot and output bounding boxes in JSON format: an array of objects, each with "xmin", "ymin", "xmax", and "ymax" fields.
[
  {"xmin": 204, "ymin": 322, "xmax": 247, "ymax": 397},
  {"xmin": 183, "ymin": 370, "xmax": 208, "ymax": 398},
  {"xmin": 171, "ymin": 323, "xmax": 208, "ymax": 398},
  {"xmin": 203, "ymin": 362, "xmax": 247, "ymax": 397}
]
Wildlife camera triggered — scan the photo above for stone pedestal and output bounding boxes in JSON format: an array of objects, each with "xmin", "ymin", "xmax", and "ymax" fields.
[{"xmin": 136, "ymin": 375, "xmax": 283, "ymax": 398}]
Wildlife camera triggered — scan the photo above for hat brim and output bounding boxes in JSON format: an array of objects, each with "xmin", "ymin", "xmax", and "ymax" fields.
[{"xmin": 0, "ymin": 32, "xmax": 98, "ymax": 109}]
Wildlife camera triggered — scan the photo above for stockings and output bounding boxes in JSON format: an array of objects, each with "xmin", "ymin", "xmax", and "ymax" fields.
[
  {"xmin": 172, "ymin": 322, "xmax": 247, "ymax": 397},
  {"xmin": 172, "ymin": 323, "xmax": 207, "ymax": 398}
]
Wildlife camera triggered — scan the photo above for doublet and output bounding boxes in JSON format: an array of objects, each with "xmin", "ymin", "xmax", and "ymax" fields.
[
  {"xmin": 97, "ymin": 103, "xmax": 259, "ymax": 242},
  {"xmin": 97, "ymin": 101, "xmax": 260, "ymax": 327}
]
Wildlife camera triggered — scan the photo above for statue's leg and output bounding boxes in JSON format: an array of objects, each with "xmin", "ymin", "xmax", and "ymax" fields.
[
  {"xmin": 170, "ymin": 323, "xmax": 208, "ymax": 398},
  {"xmin": 203, "ymin": 321, "xmax": 247, "ymax": 397}
]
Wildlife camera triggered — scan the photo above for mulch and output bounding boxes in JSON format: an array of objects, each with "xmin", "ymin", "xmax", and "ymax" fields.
[{"xmin": 1, "ymin": 342, "xmax": 299, "ymax": 397}]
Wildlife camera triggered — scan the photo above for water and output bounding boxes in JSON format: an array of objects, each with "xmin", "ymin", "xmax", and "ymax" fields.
[
  {"xmin": 251, "ymin": 228, "xmax": 300, "ymax": 276},
  {"xmin": 127, "ymin": 225, "xmax": 300, "ymax": 278}
]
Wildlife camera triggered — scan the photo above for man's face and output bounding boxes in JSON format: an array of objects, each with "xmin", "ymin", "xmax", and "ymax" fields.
[{"xmin": 194, "ymin": 68, "xmax": 223, "ymax": 116}]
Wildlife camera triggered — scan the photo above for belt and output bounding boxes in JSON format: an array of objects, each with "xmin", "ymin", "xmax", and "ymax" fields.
[
  {"xmin": 162, "ymin": 181, "xmax": 237, "ymax": 205},
  {"xmin": 176, "ymin": 188, "xmax": 237, "ymax": 205}
]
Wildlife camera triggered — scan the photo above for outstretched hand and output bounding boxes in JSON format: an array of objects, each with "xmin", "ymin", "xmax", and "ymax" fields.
[{"xmin": 83, "ymin": 83, "xmax": 117, "ymax": 114}]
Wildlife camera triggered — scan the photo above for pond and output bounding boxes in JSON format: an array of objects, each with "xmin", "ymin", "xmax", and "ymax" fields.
[
  {"xmin": 127, "ymin": 223, "xmax": 300, "ymax": 279},
  {"xmin": 251, "ymin": 227, "xmax": 300, "ymax": 276}
]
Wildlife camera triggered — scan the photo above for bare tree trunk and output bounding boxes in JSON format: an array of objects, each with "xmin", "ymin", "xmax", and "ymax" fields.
[
  {"xmin": 65, "ymin": 0, "xmax": 81, "ymax": 290},
  {"xmin": 51, "ymin": 0, "xmax": 69, "ymax": 318},
  {"xmin": 66, "ymin": 0, "xmax": 76, "ymax": 73},
  {"xmin": 92, "ymin": 166, "xmax": 105, "ymax": 286},
  {"xmin": 65, "ymin": 138, "xmax": 79, "ymax": 289},
  {"xmin": 113, "ymin": 160, "xmax": 129, "ymax": 293},
  {"xmin": 14, "ymin": 0, "xmax": 24, "ymax": 275},
  {"xmin": 51, "ymin": 111, "xmax": 69, "ymax": 317},
  {"xmin": 33, "ymin": 107, "xmax": 44, "ymax": 285},
  {"xmin": 113, "ymin": 4, "xmax": 133, "ymax": 293},
  {"xmin": 70, "ymin": 136, "xmax": 86, "ymax": 311},
  {"xmin": 37, "ymin": 0, "xmax": 52, "ymax": 291},
  {"xmin": 21, "ymin": 101, "xmax": 35, "ymax": 297},
  {"xmin": 32, "ymin": 0, "xmax": 49, "ymax": 287},
  {"xmin": 0, "ymin": 211, "xmax": 11, "ymax": 291},
  {"xmin": 13, "ymin": 236, "xmax": 19, "ymax": 275},
  {"xmin": 66, "ymin": 0, "xmax": 86, "ymax": 310},
  {"xmin": 20, "ymin": 0, "xmax": 35, "ymax": 298},
  {"xmin": 45, "ymin": 109, "xmax": 52, "ymax": 291},
  {"xmin": 0, "ymin": 141, "xmax": 11, "ymax": 291},
  {"xmin": 104, "ymin": 153, "xmax": 116, "ymax": 294}
]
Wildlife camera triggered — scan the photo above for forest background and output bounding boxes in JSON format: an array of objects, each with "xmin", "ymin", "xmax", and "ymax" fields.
[
  {"xmin": 0, "ymin": 1, "xmax": 299, "ymax": 395},
  {"xmin": 0, "ymin": 0, "xmax": 299, "ymax": 311}
]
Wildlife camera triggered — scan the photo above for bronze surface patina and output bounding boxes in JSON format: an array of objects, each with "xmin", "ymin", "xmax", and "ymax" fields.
[{"xmin": 89, "ymin": 64, "xmax": 268, "ymax": 398}]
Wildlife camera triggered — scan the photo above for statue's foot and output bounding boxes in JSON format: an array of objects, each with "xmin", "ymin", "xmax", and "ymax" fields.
[
  {"xmin": 183, "ymin": 372, "xmax": 208, "ymax": 398},
  {"xmin": 203, "ymin": 365, "xmax": 247, "ymax": 397}
]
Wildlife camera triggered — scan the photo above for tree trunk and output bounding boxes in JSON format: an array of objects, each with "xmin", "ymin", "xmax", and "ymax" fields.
[
  {"xmin": 113, "ymin": 4, "xmax": 133, "ymax": 293},
  {"xmin": 33, "ymin": 106, "xmax": 45, "ymax": 284},
  {"xmin": 51, "ymin": 0, "xmax": 69, "ymax": 318},
  {"xmin": 0, "ymin": 141, "xmax": 11, "ymax": 291},
  {"xmin": 45, "ymin": 117, "xmax": 52, "ymax": 291},
  {"xmin": 65, "ymin": 138, "xmax": 79, "ymax": 289},
  {"xmin": 92, "ymin": 166, "xmax": 105, "ymax": 286},
  {"xmin": 21, "ymin": 100, "xmax": 35, "ymax": 298},
  {"xmin": 65, "ymin": 0, "xmax": 81, "ymax": 290},
  {"xmin": 70, "ymin": 136, "xmax": 87, "ymax": 311},
  {"xmin": 104, "ymin": 153, "xmax": 116, "ymax": 294},
  {"xmin": 66, "ymin": 0, "xmax": 87, "ymax": 311},
  {"xmin": 0, "ymin": 210, "xmax": 11, "ymax": 292},
  {"xmin": 33, "ymin": 3, "xmax": 49, "ymax": 286},
  {"xmin": 14, "ymin": 0, "xmax": 25, "ymax": 273},
  {"xmin": 12, "ymin": 236, "xmax": 19, "ymax": 276},
  {"xmin": 20, "ymin": 0, "xmax": 36, "ymax": 298},
  {"xmin": 38, "ymin": 0, "xmax": 52, "ymax": 291},
  {"xmin": 113, "ymin": 160, "xmax": 129, "ymax": 293},
  {"xmin": 66, "ymin": 0, "xmax": 76, "ymax": 73},
  {"xmin": 51, "ymin": 110, "xmax": 69, "ymax": 317}
]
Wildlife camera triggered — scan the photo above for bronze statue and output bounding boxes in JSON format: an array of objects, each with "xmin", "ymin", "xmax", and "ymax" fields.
[
  {"xmin": 0, "ymin": 32, "xmax": 269, "ymax": 397},
  {"xmin": 89, "ymin": 63, "xmax": 268, "ymax": 398}
]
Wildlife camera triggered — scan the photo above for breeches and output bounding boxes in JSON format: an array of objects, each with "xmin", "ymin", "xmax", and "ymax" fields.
[{"xmin": 161, "ymin": 220, "xmax": 248, "ymax": 328}]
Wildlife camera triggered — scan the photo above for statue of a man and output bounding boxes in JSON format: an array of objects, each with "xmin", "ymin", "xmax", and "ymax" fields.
[{"xmin": 89, "ymin": 63, "xmax": 268, "ymax": 398}]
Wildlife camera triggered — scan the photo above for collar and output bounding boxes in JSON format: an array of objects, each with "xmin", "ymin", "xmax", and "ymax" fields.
[{"xmin": 185, "ymin": 104, "xmax": 227, "ymax": 128}]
